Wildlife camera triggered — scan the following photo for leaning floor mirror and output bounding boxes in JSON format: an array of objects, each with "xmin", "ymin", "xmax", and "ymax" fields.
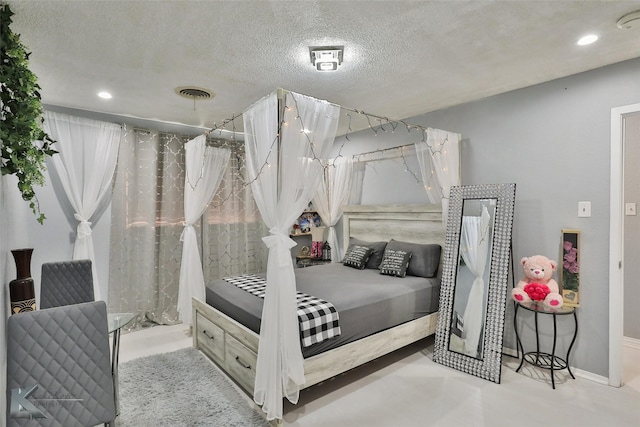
[{"xmin": 433, "ymin": 183, "xmax": 516, "ymax": 383}]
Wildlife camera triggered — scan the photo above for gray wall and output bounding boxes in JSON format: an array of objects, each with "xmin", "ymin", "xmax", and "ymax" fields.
[
  {"xmin": 624, "ymin": 112, "xmax": 640, "ymax": 339},
  {"xmin": 337, "ymin": 57, "xmax": 640, "ymax": 378}
]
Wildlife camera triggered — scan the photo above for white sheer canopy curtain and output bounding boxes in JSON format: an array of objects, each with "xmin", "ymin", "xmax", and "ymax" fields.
[
  {"xmin": 43, "ymin": 111, "xmax": 121, "ymax": 301},
  {"xmin": 312, "ymin": 157, "xmax": 353, "ymax": 262},
  {"xmin": 416, "ymin": 128, "xmax": 460, "ymax": 223},
  {"xmin": 178, "ymin": 136, "xmax": 230, "ymax": 326},
  {"xmin": 243, "ymin": 91, "xmax": 339, "ymax": 421},
  {"xmin": 459, "ymin": 206, "xmax": 491, "ymax": 357}
]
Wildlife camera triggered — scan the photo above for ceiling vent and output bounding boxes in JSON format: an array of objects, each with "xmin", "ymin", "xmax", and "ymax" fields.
[{"xmin": 174, "ymin": 86, "xmax": 215, "ymax": 100}]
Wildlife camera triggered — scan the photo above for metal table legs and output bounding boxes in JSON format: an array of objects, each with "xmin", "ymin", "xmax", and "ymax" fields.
[{"xmin": 514, "ymin": 303, "xmax": 578, "ymax": 389}]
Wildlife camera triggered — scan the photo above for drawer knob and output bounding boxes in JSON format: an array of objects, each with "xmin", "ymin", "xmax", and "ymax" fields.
[
  {"xmin": 235, "ymin": 356, "xmax": 251, "ymax": 369},
  {"xmin": 203, "ymin": 330, "xmax": 215, "ymax": 340}
]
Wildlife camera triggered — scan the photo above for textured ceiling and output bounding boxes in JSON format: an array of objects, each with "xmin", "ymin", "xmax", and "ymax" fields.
[{"xmin": 6, "ymin": 1, "xmax": 640, "ymax": 134}]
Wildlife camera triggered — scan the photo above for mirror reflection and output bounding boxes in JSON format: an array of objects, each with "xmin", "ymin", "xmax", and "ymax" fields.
[{"xmin": 448, "ymin": 198, "xmax": 497, "ymax": 359}]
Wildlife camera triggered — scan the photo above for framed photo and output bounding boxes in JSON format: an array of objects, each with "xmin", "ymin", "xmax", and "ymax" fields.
[{"xmin": 561, "ymin": 229, "xmax": 580, "ymax": 307}]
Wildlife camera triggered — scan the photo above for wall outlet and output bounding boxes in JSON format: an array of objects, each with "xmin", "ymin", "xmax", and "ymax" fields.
[{"xmin": 578, "ymin": 201, "xmax": 591, "ymax": 218}]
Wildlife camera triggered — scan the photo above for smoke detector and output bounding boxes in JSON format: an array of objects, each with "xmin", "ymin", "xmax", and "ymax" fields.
[
  {"xmin": 617, "ymin": 10, "xmax": 640, "ymax": 30},
  {"xmin": 174, "ymin": 86, "xmax": 215, "ymax": 100}
]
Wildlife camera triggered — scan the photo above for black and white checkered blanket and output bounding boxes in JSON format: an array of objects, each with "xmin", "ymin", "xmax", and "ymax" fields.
[{"xmin": 223, "ymin": 274, "xmax": 341, "ymax": 348}]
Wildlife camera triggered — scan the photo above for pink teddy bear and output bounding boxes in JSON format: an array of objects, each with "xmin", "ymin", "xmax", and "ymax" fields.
[{"xmin": 512, "ymin": 255, "xmax": 563, "ymax": 308}]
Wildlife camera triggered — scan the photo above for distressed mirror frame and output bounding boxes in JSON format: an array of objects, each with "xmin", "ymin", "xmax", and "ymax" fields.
[{"xmin": 432, "ymin": 183, "xmax": 516, "ymax": 383}]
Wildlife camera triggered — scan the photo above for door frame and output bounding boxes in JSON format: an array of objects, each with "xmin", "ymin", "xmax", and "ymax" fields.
[{"xmin": 609, "ymin": 102, "xmax": 640, "ymax": 387}]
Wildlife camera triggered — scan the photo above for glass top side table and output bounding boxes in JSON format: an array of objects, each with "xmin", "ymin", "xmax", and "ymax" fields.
[
  {"xmin": 514, "ymin": 301, "xmax": 578, "ymax": 389},
  {"xmin": 108, "ymin": 312, "xmax": 135, "ymax": 416},
  {"xmin": 108, "ymin": 312, "xmax": 135, "ymax": 333}
]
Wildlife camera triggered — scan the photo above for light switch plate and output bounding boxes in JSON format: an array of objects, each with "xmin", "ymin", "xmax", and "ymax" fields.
[
  {"xmin": 626, "ymin": 202, "xmax": 637, "ymax": 216},
  {"xmin": 578, "ymin": 201, "xmax": 591, "ymax": 217}
]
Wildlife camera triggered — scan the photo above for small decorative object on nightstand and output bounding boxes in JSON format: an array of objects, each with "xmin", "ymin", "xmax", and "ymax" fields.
[
  {"xmin": 296, "ymin": 244, "xmax": 330, "ymax": 268},
  {"xmin": 311, "ymin": 241, "xmax": 323, "ymax": 258},
  {"xmin": 322, "ymin": 241, "xmax": 331, "ymax": 261}
]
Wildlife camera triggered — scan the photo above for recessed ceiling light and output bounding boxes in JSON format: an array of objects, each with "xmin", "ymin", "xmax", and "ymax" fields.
[
  {"xmin": 98, "ymin": 91, "xmax": 112, "ymax": 99},
  {"xmin": 577, "ymin": 34, "xmax": 598, "ymax": 46}
]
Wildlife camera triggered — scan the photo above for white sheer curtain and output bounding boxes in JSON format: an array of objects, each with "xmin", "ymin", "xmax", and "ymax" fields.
[
  {"xmin": 177, "ymin": 135, "xmax": 230, "ymax": 326},
  {"xmin": 312, "ymin": 157, "xmax": 353, "ymax": 262},
  {"xmin": 43, "ymin": 111, "xmax": 121, "ymax": 301},
  {"xmin": 244, "ymin": 91, "xmax": 338, "ymax": 421},
  {"xmin": 416, "ymin": 128, "xmax": 460, "ymax": 223},
  {"xmin": 459, "ymin": 206, "xmax": 491, "ymax": 357}
]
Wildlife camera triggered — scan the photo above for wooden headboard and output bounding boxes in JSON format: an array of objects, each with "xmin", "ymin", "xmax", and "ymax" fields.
[{"xmin": 341, "ymin": 204, "xmax": 445, "ymax": 249}]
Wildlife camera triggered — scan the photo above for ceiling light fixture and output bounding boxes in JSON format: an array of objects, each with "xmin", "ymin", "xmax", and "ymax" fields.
[
  {"xmin": 617, "ymin": 10, "xmax": 640, "ymax": 29},
  {"xmin": 309, "ymin": 46, "xmax": 344, "ymax": 72},
  {"xmin": 577, "ymin": 34, "xmax": 598, "ymax": 46},
  {"xmin": 98, "ymin": 91, "xmax": 112, "ymax": 99}
]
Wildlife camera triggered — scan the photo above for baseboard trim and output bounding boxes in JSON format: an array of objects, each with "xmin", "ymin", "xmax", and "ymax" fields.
[
  {"xmin": 623, "ymin": 336, "xmax": 640, "ymax": 350},
  {"xmin": 502, "ymin": 346, "xmax": 518, "ymax": 358},
  {"xmin": 573, "ymin": 368, "xmax": 609, "ymax": 385}
]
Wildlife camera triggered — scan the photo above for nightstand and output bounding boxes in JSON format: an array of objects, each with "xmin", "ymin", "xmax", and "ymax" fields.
[
  {"xmin": 514, "ymin": 301, "xmax": 578, "ymax": 389},
  {"xmin": 295, "ymin": 256, "xmax": 330, "ymax": 268}
]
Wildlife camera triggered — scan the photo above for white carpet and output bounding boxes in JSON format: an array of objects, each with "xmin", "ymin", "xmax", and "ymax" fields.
[{"xmin": 116, "ymin": 347, "xmax": 268, "ymax": 427}]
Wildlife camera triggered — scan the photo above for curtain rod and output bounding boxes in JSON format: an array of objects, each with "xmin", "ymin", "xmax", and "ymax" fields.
[
  {"xmin": 275, "ymin": 88, "xmax": 429, "ymax": 132},
  {"xmin": 131, "ymin": 126, "xmax": 244, "ymax": 143},
  {"xmin": 352, "ymin": 143, "xmax": 416, "ymax": 160},
  {"xmin": 209, "ymin": 87, "xmax": 459, "ymax": 137}
]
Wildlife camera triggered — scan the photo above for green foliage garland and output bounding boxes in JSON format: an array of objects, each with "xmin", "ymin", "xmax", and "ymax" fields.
[{"xmin": 0, "ymin": 4, "xmax": 56, "ymax": 224}]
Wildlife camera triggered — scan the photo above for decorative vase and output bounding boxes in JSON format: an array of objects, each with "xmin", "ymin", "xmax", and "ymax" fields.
[{"xmin": 9, "ymin": 248, "xmax": 36, "ymax": 314}]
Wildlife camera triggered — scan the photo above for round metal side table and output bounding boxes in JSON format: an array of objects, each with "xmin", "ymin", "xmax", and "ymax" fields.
[{"xmin": 514, "ymin": 301, "xmax": 578, "ymax": 389}]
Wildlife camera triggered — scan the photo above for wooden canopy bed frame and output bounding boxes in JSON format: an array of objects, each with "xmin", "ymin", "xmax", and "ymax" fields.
[{"xmin": 192, "ymin": 204, "xmax": 445, "ymax": 424}]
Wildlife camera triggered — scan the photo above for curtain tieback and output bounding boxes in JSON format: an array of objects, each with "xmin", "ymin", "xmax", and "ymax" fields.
[
  {"xmin": 263, "ymin": 228, "xmax": 297, "ymax": 268},
  {"xmin": 74, "ymin": 214, "xmax": 92, "ymax": 238},
  {"xmin": 180, "ymin": 222, "xmax": 194, "ymax": 242}
]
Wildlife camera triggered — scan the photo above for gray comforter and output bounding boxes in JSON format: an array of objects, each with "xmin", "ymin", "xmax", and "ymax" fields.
[{"xmin": 205, "ymin": 262, "xmax": 440, "ymax": 357}]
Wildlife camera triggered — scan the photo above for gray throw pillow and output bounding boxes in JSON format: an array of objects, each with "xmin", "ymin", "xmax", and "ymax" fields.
[
  {"xmin": 379, "ymin": 249, "xmax": 412, "ymax": 278},
  {"xmin": 349, "ymin": 237, "xmax": 388, "ymax": 269},
  {"xmin": 386, "ymin": 239, "xmax": 441, "ymax": 278},
  {"xmin": 343, "ymin": 245, "xmax": 374, "ymax": 270}
]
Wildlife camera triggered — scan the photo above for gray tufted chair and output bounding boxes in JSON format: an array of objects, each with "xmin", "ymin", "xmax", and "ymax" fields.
[
  {"xmin": 40, "ymin": 259, "xmax": 94, "ymax": 309},
  {"xmin": 6, "ymin": 301, "xmax": 115, "ymax": 426}
]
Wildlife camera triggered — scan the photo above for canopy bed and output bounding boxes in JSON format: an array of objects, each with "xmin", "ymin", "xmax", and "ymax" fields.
[
  {"xmin": 193, "ymin": 203, "xmax": 445, "ymax": 422},
  {"xmin": 183, "ymin": 89, "xmax": 460, "ymax": 424}
]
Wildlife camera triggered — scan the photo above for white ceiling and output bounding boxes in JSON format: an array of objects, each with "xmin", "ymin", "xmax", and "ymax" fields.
[{"xmin": 7, "ymin": 1, "xmax": 640, "ymax": 134}]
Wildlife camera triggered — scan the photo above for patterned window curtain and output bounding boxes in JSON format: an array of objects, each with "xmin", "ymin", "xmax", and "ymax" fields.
[
  {"xmin": 202, "ymin": 140, "xmax": 268, "ymax": 282},
  {"xmin": 109, "ymin": 125, "xmax": 187, "ymax": 328},
  {"xmin": 109, "ymin": 128, "xmax": 267, "ymax": 330}
]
